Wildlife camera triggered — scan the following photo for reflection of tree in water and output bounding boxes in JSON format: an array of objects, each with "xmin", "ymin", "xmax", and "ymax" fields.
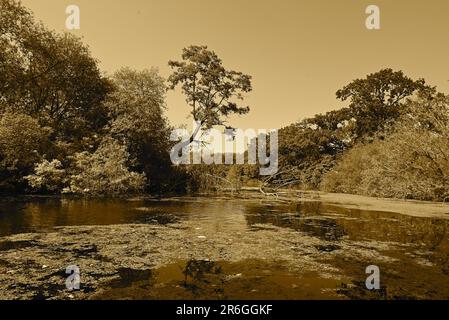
[
  {"xmin": 301, "ymin": 218, "xmax": 347, "ymax": 241},
  {"xmin": 181, "ymin": 259, "xmax": 225, "ymax": 297},
  {"xmin": 245, "ymin": 201, "xmax": 347, "ymax": 241}
]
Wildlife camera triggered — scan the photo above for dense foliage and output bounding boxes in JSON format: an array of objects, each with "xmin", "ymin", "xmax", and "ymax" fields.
[
  {"xmin": 1, "ymin": 0, "xmax": 448, "ymax": 201},
  {"xmin": 322, "ymin": 90, "xmax": 449, "ymax": 201},
  {"xmin": 0, "ymin": 0, "xmax": 172, "ymax": 195},
  {"xmin": 276, "ymin": 69, "xmax": 431, "ymax": 190}
]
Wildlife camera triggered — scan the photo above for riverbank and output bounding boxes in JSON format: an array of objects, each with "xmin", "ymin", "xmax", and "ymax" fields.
[
  {"xmin": 235, "ymin": 189, "xmax": 449, "ymax": 219},
  {"xmin": 303, "ymin": 192, "xmax": 449, "ymax": 219}
]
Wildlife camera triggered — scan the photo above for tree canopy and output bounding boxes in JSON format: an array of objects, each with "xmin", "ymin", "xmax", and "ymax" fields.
[
  {"xmin": 0, "ymin": 0, "xmax": 111, "ymax": 140},
  {"xmin": 336, "ymin": 68, "xmax": 428, "ymax": 139},
  {"xmin": 168, "ymin": 45, "xmax": 252, "ymax": 133},
  {"xmin": 106, "ymin": 68, "xmax": 173, "ymax": 192}
]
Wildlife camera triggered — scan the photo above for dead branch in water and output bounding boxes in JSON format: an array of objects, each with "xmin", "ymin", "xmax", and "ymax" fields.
[{"xmin": 259, "ymin": 167, "xmax": 301, "ymax": 197}]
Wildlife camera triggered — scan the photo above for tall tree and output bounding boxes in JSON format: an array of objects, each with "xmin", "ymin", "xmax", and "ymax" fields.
[
  {"xmin": 168, "ymin": 45, "xmax": 252, "ymax": 142},
  {"xmin": 0, "ymin": 0, "xmax": 111, "ymax": 140},
  {"xmin": 106, "ymin": 68, "xmax": 173, "ymax": 191},
  {"xmin": 0, "ymin": 0, "xmax": 112, "ymax": 192}
]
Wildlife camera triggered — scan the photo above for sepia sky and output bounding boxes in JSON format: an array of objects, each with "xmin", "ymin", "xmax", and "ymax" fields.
[{"xmin": 21, "ymin": 0, "xmax": 449, "ymax": 130}]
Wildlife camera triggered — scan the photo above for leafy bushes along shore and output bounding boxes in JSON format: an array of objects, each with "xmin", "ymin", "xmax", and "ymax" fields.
[
  {"xmin": 26, "ymin": 138, "xmax": 146, "ymax": 196},
  {"xmin": 321, "ymin": 92, "xmax": 449, "ymax": 201}
]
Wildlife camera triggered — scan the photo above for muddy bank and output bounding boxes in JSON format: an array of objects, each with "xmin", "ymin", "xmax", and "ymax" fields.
[{"xmin": 263, "ymin": 191, "xmax": 449, "ymax": 219}]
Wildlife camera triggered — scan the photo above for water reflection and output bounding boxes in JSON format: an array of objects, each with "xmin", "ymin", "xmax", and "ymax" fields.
[
  {"xmin": 94, "ymin": 259, "xmax": 342, "ymax": 300},
  {"xmin": 243, "ymin": 201, "xmax": 449, "ymax": 252},
  {"xmin": 183, "ymin": 260, "xmax": 223, "ymax": 288},
  {"xmin": 0, "ymin": 197, "xmax": 189, "ymax": 236},
  {"xmin": 243, "ymin": 200, "xmax": 449, "ymax": 297},
  {"xmin": 2, "ymin": 196, "xmax": 449, "ymax": 256}
]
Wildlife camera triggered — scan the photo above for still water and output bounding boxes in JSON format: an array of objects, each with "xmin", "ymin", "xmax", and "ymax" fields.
[{"xmin": 0, "ymin": 196, "xmax": 448, "ymax": 299}]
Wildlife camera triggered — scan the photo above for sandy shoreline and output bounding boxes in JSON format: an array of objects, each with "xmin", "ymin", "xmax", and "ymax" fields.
[{"xmin": 303, "ymin": 192, "xmax": 449, "ymax": 219}]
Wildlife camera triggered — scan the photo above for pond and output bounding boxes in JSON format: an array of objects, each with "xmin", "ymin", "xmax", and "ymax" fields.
[{"xmin": 0, "ymin": 195, "xmax": 448, "ymax": 299}]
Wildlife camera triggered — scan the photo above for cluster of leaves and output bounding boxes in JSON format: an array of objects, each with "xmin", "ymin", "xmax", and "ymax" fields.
[
  {"xmin": 25, "ymin": 159, "xmax": 65, "ymax": 192},
  {"xmin": 67, "ymin": 138, "xmax": 147, "ymax": 195},
  {"xmin": 106, "ymin": 68, "xmax": 176, "ymax": 193},
  {"xmin": 0, "ymin": 112, "xmax": 51, "ymax": 190},
  {"xmin": 276, "ymin": 68, "xmax": 448, "ymax": 202},
  {"xmin": 0, "ymin": 1, "xmax": 111, "ymax": 139}
]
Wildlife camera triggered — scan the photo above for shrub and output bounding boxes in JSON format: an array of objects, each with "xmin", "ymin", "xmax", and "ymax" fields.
[
  {"xmin": 68, "ymin": 138, "xmax": 146, "ymax": 195},
  {"xmin": 0, "ymin": 112, "xmax": 52, "ymax": 191},
  {"xmin": 25, "ymin": 159, "xmax": 66, "ymax": 192},
  {"xmin": 0, "ymin": 112, "xmax": 51, "ymax": 170}
]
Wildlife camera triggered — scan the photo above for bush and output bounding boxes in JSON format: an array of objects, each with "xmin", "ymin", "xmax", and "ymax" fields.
[
  {"xmin": 68, "ymin": 138, "xmax": 146, "ymax": 195},
  {"xmin": 0, "ymin": 112, "xmax": 51, "ymax": 170},
  {"xmin": 320, "ymin": 143, "xmax": 380, "ymax": 195},
  {"xmin": 25, "ymin": 159, "xmax": 66, "ymax": 193},
  {"xmin": 0, "ymin": 112, "xmax": 52, "ymax": 191}
]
